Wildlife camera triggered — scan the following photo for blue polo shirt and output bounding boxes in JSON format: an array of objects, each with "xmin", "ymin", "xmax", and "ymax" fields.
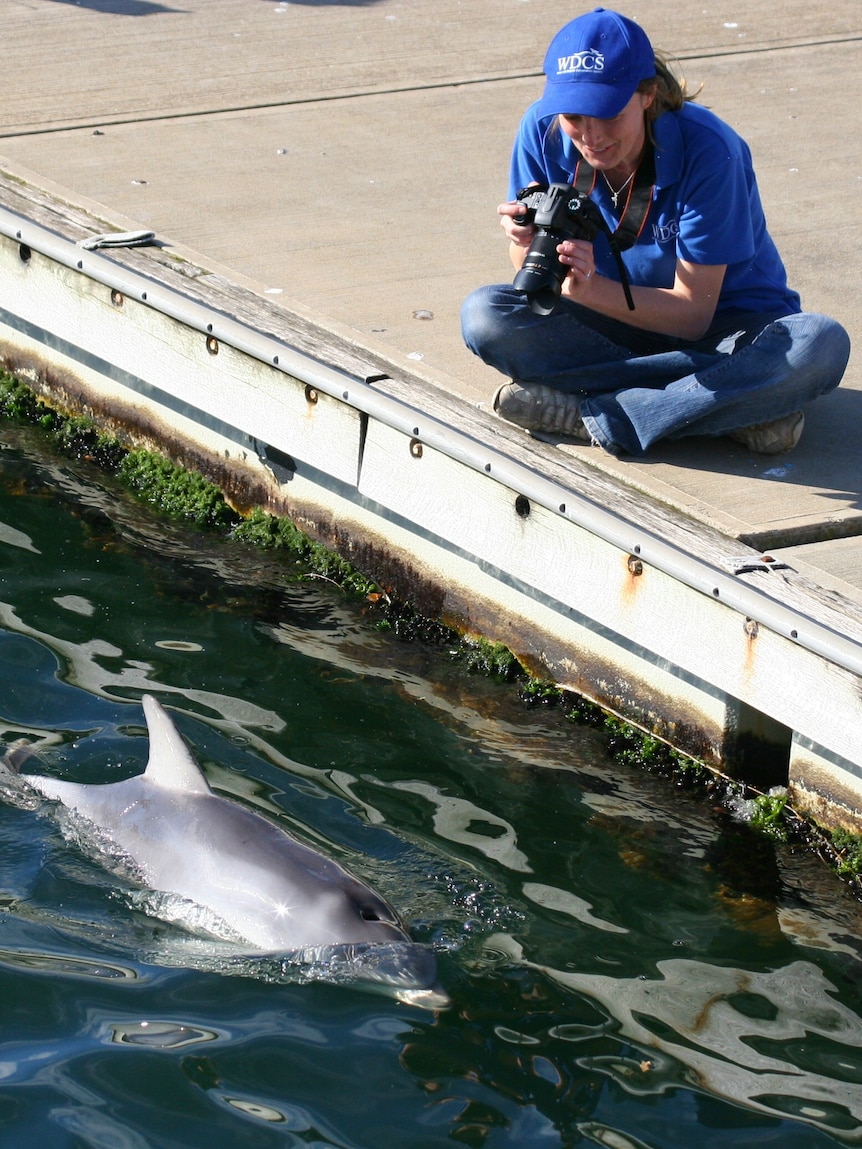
[{"xmin": 508, "ymin": 100, "xmax": 801, "ymax": 317}]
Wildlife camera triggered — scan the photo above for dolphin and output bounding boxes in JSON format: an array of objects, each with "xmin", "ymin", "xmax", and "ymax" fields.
[{"xmin": 10, "ymin": 695, "xmax": 447, "ymax": 1008}]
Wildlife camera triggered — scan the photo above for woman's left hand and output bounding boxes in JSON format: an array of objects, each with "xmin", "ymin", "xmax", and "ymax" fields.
[{"xmin": 556, "ymin": 238, "xmax": 596, "ymax": 298}]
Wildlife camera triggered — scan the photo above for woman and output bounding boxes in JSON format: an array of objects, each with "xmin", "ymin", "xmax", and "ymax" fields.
[{"xmin": 460, "ymin": 7, "xmax": 850, "ymax": 456}]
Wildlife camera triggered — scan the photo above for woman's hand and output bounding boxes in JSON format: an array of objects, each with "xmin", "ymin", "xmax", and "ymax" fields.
[
  {"xmin": 556, "ymin": 237, "xmax": 597, "ymax": 298},
  {"xmin": 498, "ymin": 199, "xmax": 536, "ymax": 248},
  {"xmin": 498, "ymin": 195, "xmax": 597, "ymax": 291}
]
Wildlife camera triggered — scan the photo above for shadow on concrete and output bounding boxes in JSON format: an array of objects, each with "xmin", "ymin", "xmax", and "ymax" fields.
[
  {"xmin": 540, "ymin": 387, "xmax": 862, "ymax": 531},
  {"xmin": 44, "ymin": 0, "xmax": 184, "ymax": 13},
  {"xmin": 259, "ymin": 0, "xmax": 388, "ymax": 6},
  {"xmin": 636, "ymin": 387, "xmax": 862, "ymax": 512}
]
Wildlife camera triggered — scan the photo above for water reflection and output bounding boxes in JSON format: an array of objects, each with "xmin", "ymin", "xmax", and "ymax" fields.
[
  {"xmin": 108, "ymin": 1021, "xmax": 218, "ymax": 1049},
  {"xmin": 0, "ymin": 520, "xmax": 39, "ymax": 554},
  {"xmin": 222, "ymin": 1097, "xmax": 288, "ymax": 1124},
  {"xmin": 0, "ymin": 949, "xmax": 137, "ymax": 980},
  {"xmin": 0, "ymin": 597, "xmax": 284, "ymax": 731},
  {"xmin": 522, "ymin": 883, "xmax": 628, "ymax": 936},
  {"xmin": 487, "ymin": 932, "xmax": 862, "ymax": 1140}
]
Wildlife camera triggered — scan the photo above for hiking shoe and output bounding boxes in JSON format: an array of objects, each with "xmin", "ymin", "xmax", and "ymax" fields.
[
  {"xmin": 728, "ymin": 411, "xmax": 804, "ymax": 454},
  {"xmin": 492, "ymin": 382, "xmax": 592, "ymax": 441}
]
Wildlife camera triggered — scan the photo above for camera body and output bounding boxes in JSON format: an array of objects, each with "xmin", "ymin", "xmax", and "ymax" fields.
[{"xmin": 512, "ymin": 183, "xmax": 608, "ymax": 316}]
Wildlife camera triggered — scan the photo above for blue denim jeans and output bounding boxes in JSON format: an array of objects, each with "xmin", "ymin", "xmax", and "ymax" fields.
[{"xmin": 461, "ymin": 284, "xmax": 851, "ymax": 456}]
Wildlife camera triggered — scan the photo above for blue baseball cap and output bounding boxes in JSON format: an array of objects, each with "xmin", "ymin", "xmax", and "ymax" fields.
[{"xmin": 536, "ymin": 8, "xmax": 656, "ymax": 120}]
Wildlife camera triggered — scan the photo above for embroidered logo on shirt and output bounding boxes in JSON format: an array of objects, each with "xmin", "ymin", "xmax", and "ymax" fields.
[
  {"xmin": 556, "ymin": 49, "xmax": 605, "ymax": 75},
  {"xmin": 652, "ymin": 220, "xmax": 680, "ymax": 244}
]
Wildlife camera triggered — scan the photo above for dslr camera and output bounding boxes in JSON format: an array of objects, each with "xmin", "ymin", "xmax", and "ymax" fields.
[{"xmin": 512, "ymin": 183, "xmax": 615, "ymax": 316}]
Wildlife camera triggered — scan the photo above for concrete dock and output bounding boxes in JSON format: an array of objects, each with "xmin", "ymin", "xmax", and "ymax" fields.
[{"xmin": 1, "ymin": 0, "xmax": 861, "ymax": 822}]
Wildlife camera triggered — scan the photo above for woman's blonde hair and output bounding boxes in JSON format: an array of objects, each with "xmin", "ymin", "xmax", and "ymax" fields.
[{"xmin": 641, "ymin": 52, "xmax": 701, "ymax": 122}]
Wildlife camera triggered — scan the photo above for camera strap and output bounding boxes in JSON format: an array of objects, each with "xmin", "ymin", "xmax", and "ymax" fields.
[
  {"xmin": 568, "ymin": 149, "xmax": 655, "ymax": 310},
  {"xmin": 571, "ymin": 148, "xmax": 656, "ymax": 252}
]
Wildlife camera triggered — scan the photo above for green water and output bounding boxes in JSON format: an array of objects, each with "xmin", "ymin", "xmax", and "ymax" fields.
[{"xmin": 0, "ymin": 424, "xmax": 861, "ymax": 1149}]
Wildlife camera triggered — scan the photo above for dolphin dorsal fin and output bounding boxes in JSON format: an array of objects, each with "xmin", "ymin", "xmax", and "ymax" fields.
[{"xmin": 142, "ymin": 695, "xmax": 212, "ymax": 795}]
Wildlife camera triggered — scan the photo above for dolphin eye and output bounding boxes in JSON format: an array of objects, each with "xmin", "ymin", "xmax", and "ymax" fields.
[{"xmin": 360, "ymin": 907, "xmax": 381, "ymax": 921}]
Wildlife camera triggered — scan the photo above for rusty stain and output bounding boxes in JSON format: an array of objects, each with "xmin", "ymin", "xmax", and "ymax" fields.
[
  {"xmin": 690, "ymin": 976, "xmax": 751, "ymax": 1036},
  {"xmin": 742, "ymin": 616, "xmax": 759, "ymax": 683},
  {"xmin": 619, "ymin": 551, "xmax": 645, "ymax": 609}
]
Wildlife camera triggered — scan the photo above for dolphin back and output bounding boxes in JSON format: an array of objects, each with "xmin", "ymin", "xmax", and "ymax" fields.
[{"xmin": 17, "ymin": 697, "xmax": 421, "ymax": 956}]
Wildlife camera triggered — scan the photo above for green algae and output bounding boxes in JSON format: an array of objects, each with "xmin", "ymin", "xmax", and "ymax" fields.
[
  {"xmin": 231, "ymin": 507, "xmax": 380, "ymax": 598},
  {"xmin": 119, "ymin": 449, "xmax": 239, "ymax": 530},
  {"xmin": 460, "ymin": 638, "xmax": 522, "ymax": 681},
  {"xmin": 827, "ymin": 828, "xmax": 862, "ymax": 880},
  {"xmin": 0, "ymin": 373, "xmax": 41, "ymax": 423},
  {"xmin": 0, "ymin": 374, "xmax": 126, "ymax": 469},
  {"xmin": 748, "ymin": 788, "xmax": 790, "ymax": 839}
]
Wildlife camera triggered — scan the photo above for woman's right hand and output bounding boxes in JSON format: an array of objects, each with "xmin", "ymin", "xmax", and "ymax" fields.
[{"xmin": 497, "ymin": 199, "xmax": 536, "ymax": 247}]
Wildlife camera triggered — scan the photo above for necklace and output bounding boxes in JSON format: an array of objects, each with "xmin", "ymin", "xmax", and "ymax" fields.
[{"xmin": 602, "ymin": 169, "xmax": 636, "ymax": 209}]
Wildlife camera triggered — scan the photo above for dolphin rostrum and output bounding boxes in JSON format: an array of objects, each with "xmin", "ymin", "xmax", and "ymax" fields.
[{"xmin": 11, "ymin": 695, "xmax": 447, "ymax": 1007}]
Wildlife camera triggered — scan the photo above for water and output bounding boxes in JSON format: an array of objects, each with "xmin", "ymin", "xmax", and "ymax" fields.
[{"xmin": 1, "ymin": 424, "xmax": 862, "ymax": 1149}]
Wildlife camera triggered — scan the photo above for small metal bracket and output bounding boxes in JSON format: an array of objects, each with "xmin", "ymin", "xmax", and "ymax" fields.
[
  {"xmin": 77, "ymin": 230, "xmax": 156, "ymax": 251},
  {"xmin": 721, "ymin": 554, "xmax": 792, "ymax": 576}
]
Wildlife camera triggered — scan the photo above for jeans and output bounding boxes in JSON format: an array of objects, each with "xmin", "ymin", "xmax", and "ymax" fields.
[{"xmin": 460, "ymin": 284, "xmax": 851, "ymax": 456}]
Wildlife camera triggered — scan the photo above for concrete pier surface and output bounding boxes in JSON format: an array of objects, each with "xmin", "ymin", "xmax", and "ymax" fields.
[{"xmin": 1, "ymin": 0, "xmax": 860, "ymax": 597}]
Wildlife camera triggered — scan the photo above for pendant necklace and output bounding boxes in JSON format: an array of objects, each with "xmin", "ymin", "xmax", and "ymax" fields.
[{"xmin": 603, "ymin": 169, "xmax": 636, "ymax": 209}]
